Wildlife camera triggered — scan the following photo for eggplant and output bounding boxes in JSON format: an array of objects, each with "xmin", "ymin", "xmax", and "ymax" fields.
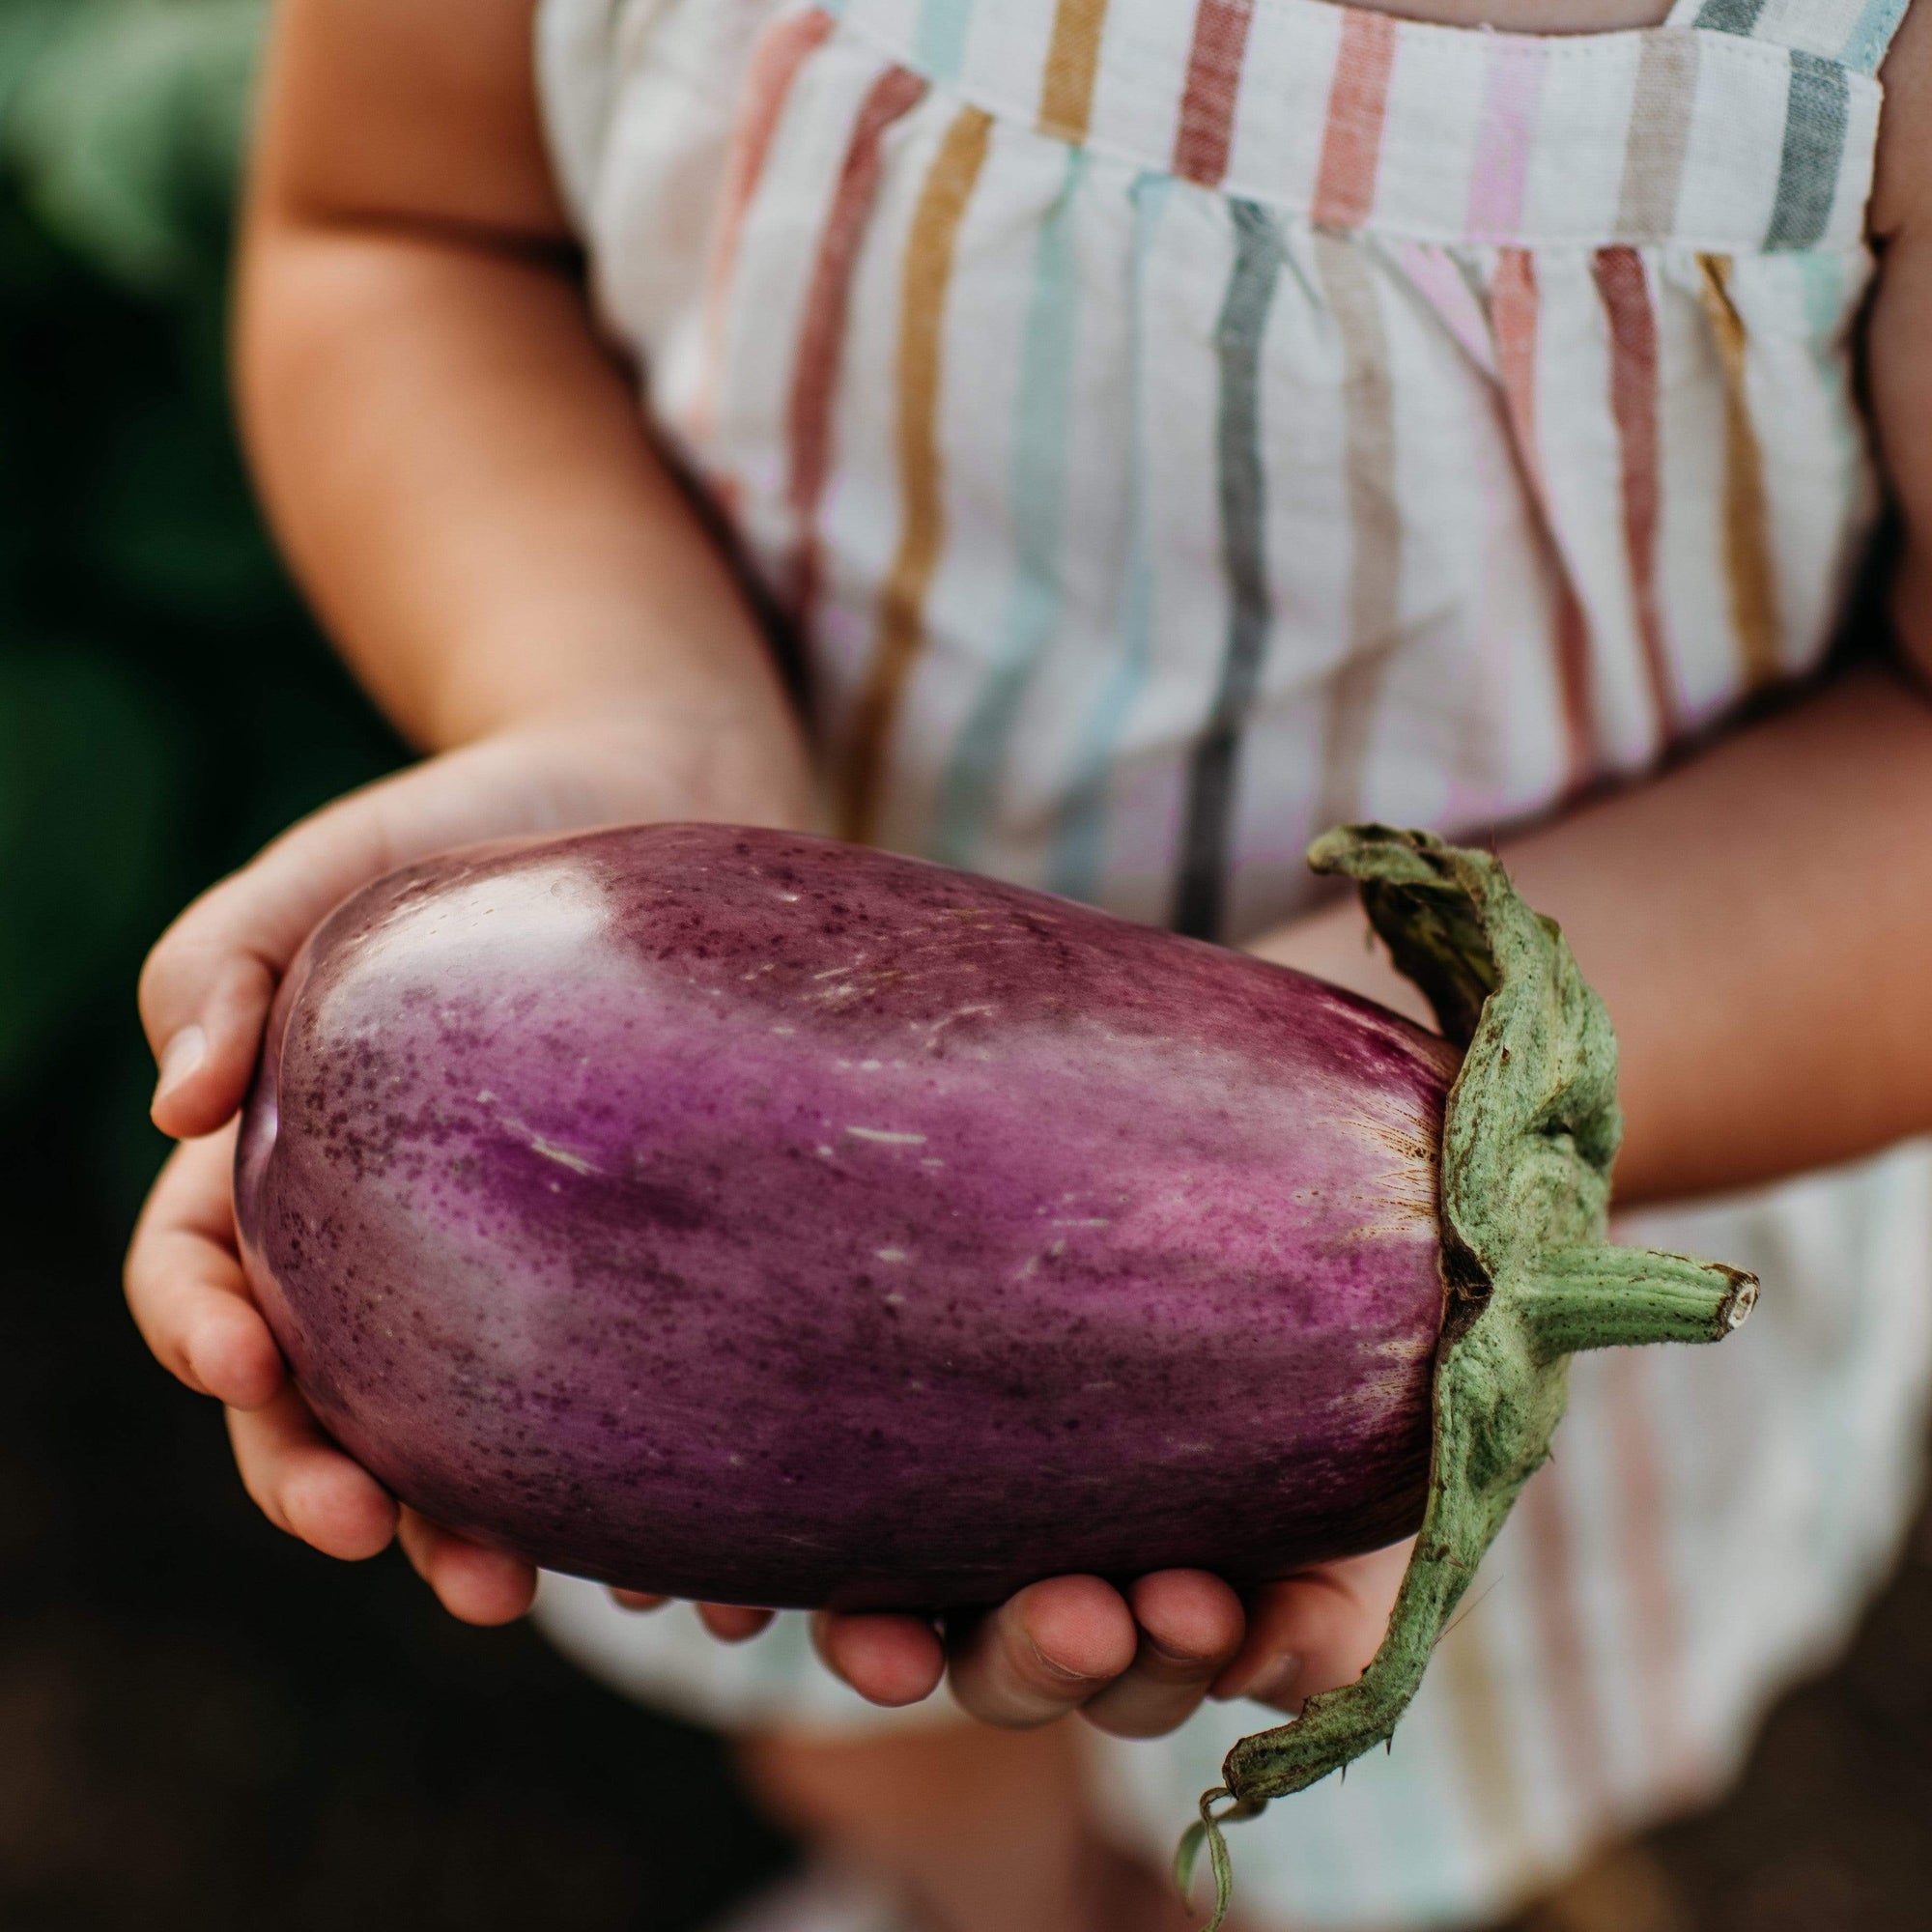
[
  {"xmin": 237, "ymin": 820, "xmax": 1457, "ymax": 1602},
  {"xmin": 235, "ymin": 822, "xmax": 1752, "ymax": 1920}
]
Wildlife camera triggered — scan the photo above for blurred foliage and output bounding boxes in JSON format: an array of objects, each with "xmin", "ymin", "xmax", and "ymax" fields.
[
  {"xmin": 0, "ymin": 0, "xmax": 397, "ymax": 1200},
  {"xmin": 1, "ymin": 0, "xmax": 263, "ymax": 294}
]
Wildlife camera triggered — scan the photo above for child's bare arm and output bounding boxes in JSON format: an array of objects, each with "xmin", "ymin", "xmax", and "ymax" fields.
[
  {"xmin": 237, "ymin": 0, "xmax": 802, "ymax": 756},
  {"xmin": 1264, "ymin": 665, "xmax": 1932, "ymax": 1204},
  {"xmin": 142, "ymin": 0, "xmax": 818, "ymax": 1137},
  {"xmin": 129, "ymin": 0, "xmax": 1257, "ymax": 1735}
]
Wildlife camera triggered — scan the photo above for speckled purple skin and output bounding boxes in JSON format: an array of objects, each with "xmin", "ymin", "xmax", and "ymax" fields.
[{"xmin": 236, "ymin": 826, "xmax": 1460, "ymax": 1611}]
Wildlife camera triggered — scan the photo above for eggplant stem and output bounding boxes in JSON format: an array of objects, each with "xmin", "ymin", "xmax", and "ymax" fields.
[
  {"xmin": 1519, "ymin": 1244, "xmax": 1757, "ymax": 1360},
  {"xmin": 1180, "ymin": 825, "xmax": 1756, "ymax": 1928},
  {"xmin": 1175, "ymin": 1787, "xmax": 1262, "ymax": 1932}
]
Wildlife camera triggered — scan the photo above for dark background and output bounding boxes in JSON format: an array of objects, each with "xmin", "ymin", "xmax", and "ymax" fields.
[{"xmin": 0, "ymin": 6, "xmax": 1924, "ymax": 1927}]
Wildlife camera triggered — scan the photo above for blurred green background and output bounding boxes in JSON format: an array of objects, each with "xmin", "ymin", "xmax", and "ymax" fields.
[
  {"xmin": 0, "ymin": 4, "xmax": 1928, "ymax": 1928},
  {"xmin": 0, "ymin": 4, "xmax": 790, "ymax": 1926},
  {"xmin": 0, "ymin": 0, "xmax": 332, "ymax": 1180}
]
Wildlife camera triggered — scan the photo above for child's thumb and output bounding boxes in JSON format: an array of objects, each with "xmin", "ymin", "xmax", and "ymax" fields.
[{"xmin": 141, "ymin": 912, "xmax": 281, "ymax": 1139}]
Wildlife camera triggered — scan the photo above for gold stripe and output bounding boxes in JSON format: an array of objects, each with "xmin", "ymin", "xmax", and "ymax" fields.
[
  {"xmin": 1039, "ymin": 0, "xmax": 1111, "ymax": 144},
  {"xmin": 1696, "ymin": 255, "xmax": 1781, "ymax": 691},
  {"xmin": 838, "ymin": 106, "xmax": 995, "ymax": 845}
]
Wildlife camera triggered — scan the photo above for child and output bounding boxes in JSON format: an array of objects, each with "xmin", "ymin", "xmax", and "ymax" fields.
[{"xmin": 128, "ymin": 0, "xmax": 1932, "ymax": 1923}]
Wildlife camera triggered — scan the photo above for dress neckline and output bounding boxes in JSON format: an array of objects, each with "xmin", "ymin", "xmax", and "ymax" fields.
[{"xmin": 1293, "ymin": 0, "xmax": 1701, "ymax": 45}]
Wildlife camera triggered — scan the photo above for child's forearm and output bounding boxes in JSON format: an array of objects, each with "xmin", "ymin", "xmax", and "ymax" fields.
[
  {"xmin": 238, "ymin": 217, "xmax": 792, "ymax": 755},
  {"xmin": 237, "ymin": 0, "xmax": 797, "ymax": 759},
  {"xmin": 1258, "ymin": 666, "xmax": 1932, "ymax": 1207}
]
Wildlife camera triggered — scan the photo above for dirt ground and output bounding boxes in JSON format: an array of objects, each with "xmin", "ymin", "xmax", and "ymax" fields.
[{"xmin": 5, "ymin": 1094, "xmax": 1928, "ymax": 1932}]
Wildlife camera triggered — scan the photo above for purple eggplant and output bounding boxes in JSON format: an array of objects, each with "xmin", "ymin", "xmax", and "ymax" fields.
[{"xmin": 237, "ymin": 824, "xmax": 1459, "ymax": 1610}]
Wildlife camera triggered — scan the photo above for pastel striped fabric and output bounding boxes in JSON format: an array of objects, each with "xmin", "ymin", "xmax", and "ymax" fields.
[
  {"xmin": 534, "ymin": 0, "xmax": 1932, "ymax": 1923},
  {"xmin": 541, "ymin": 0, "xmax": 1891, "ymax": 940}
]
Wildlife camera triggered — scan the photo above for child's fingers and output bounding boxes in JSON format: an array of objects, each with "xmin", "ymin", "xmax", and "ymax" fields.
[
  {"xmin": 395, "ymin": 1509, "xmax": 538, "ymax": 1627},
  {"xmin": 143, "ymin": 941, "xmax": 279, "ymax": 1140},
  {"xmin": 697, "ymin": 1603, "xmax": 776, "ymax": 1642},
  {"xmin": 610, "ymin": 1589, "xmax": 669, "ymax": 1611},
  {"xmin": 810, "ymin": 1610, "xmax": 947, "ymax": 1708},
  {"xmin": 945, "ymin": 1577, "xmax": 1138, "ymax": 1728},
  {"xmin": 140, "ymin": 850, "xmax": 318, "ymax": 1138},
  {"xmin": 139, "ymin": 777, "xmax": 436, "ymax": 1138},
  {"xmin": 226, "ymin": 1386, "xmax": 399, "ymax": 1561},
  {"xmin": 125, "ymin": 1130, "xmax": 286, "ymax": 1409},
  {"xmin": 1077, "ymin": 1571, "xmax": 1246, "ymax": 1740},
  {"xmin": 1210, "ymin": 1538, "xmax": 1414, "ymax": 1712}
]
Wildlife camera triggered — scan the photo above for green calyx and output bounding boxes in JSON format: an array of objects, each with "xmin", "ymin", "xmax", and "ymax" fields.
[{"xmin": 1177, "ymin": 827, "xmax": 1756, "ymax": 1931}]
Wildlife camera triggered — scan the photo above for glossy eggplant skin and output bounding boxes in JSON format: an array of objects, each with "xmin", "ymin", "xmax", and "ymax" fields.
[{"xmin": 235, "ymin": 826, "xmax": 1458, "ymax": 1611}]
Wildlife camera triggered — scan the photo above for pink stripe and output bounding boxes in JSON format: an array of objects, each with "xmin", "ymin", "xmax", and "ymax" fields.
[
  {"xmin": 1492, "ymin": 248, "xmax": 1598, "ymax": 790},
  {"xmin": 1174, "ymin": 0, "xmax": 1256, "ymax": 187},
  {"xmin": 693, "ymin": 8, "xmax": 837, "ymax": 447},
  {"xmin": 1397, "ymin": 241, "xmax": 1494, "ymax": 377},
  {"xmin": 1467, "ymin": 40, "xmax": 1547, "ymax": 242},
  {"xmin": 785, "ymin": 65, "xmax": 928, "ymax": 626},
  {"xmin": 1312, "ymin": 9, "xmax": 1398, "ymax": 229},
  {"xmin": 1594, "ymin": 244, "xmax": 1679, "ymax": 743}
]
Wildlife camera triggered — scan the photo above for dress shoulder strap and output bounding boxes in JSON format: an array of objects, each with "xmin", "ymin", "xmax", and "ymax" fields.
[{"xmin": 1666, "ymin": 0, "xmax": 1910, "ymax": 75}]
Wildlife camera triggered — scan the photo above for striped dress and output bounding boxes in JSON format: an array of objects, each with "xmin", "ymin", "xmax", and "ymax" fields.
[{"xmin": 531, "ymin": 0, "xmax": 1932, "ymax": 1921}]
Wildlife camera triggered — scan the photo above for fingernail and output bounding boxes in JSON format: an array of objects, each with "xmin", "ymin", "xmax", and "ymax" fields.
[
  {"xmin": 1148, "ymin": 1634, "xmax": 1203, "ymax": 1666},
  {"xmin": 155, "ymin": 1026, "xmax": 208, "ymax": 1105},
  {"xmin": 1029, "ymin": 1640, "xmax": 1092, "ymax": 1685}
]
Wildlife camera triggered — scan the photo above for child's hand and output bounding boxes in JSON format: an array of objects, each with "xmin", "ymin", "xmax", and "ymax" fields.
[
  {"xmin": 840, "ymin": 1541, "xmax": 1410, "ymax": 1735},
  {"xmin": 612, "ymin": 1547, "xmax": 1408, "ymax": 1736},
  {"xmin": 127, "ymin": 706, "xmax": 812, "ymax": 1625}
]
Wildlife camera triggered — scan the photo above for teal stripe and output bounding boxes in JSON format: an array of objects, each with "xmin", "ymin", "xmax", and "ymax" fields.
[
  {"xmin": 1172, "ymin": 198, "xmax": 1285, "ymax": 943},
  {"xmin": 914, "ymin": 0, "xmax": 974, "ymax": 84},
  {"xmin": 1049, "ymin": 174, "xmax": 1172, "ymax": 904},
  {"xmin": 1690, "ymin": 0, "xmax": 1766, "ymax": 31},
  {"xmin": 1767, "ymin": 51, "xmax": 1850, "ymax": 250},
  {"xmin": 1798, "ymin": 252, "xmax": 1863, "ymax": 476},
  {"xmin": 1841, "ymin": 0, "xmax": 1909, "ymax": 72},
  {"xmin": 1797, "ymin": 249, "xmax": 1848, "ymax": 333},
  {"xmin": 935, "ymin": 149, "xmax": 1088, "ymax": 868}
]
